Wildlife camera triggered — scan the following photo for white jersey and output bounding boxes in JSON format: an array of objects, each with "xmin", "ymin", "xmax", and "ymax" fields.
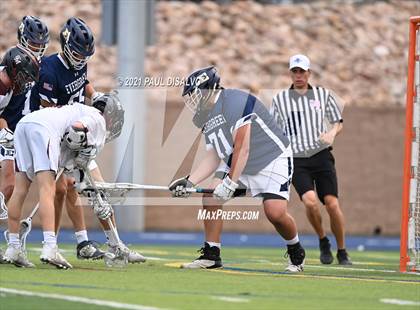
[{"xmin": 19, "ymin": 104, "xmax": 106, "ymax": 151}]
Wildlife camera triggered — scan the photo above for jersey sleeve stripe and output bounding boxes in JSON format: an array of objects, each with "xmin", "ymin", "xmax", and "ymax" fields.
[
  {"xmin": 242, "ymin": 94, "xmax": 257, "ymax": 117},
  {"xmin": 254, "ymin": 114, "xmax": 288, "ymax": 153}
]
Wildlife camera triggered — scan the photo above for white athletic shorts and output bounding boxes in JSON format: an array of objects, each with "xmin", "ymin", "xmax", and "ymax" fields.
[
  {"xmin": 216, "ymin": 146, "xmax": 294, "ymax": 200},
  {"xmin": 14, "ymin": 122, "xmax": 60, "ymax": 181}
]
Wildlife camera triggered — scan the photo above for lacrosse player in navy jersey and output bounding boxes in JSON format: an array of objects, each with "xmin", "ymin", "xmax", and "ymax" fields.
[
  {"xmin": 0, "ymin": 16, "xmax": 49, "ymax": 216},
  {"xmin": 30, "ymin": 17, "xmax": 145, "ymax": 263},
  {"xmin": 0, "ymin": 45, "xmax": 39, "ymax": 263},
  {"xmin": 169, "ymin": 66, "xmax": 306, "ymax": 272}
]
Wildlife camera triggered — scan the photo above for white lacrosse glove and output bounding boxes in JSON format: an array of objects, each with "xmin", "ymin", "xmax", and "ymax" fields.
[
  {"xmin": 74, "ymin": 146, "xmax": 97, "ymax": 169},
  {"xmin": 64, "ymin": 125, "xmax": 87, "ymax": 150},
  {"xmin": 0, "ymin": 192, "xmax": 8, "ymax": 220},
  {"xmin": 0, "ymin": 128, "xmax": 14, "ymax": 148},
  {"xmin": 213, "ymin": 176, "xmax": 239, "ymax": 201},
  {"xmin": 168, "ymin": 176, "xmax": 194, "ymax": 198},
  {"xmin": 91, "ymin": 193, "xmax": 113, "ymax": 220}
]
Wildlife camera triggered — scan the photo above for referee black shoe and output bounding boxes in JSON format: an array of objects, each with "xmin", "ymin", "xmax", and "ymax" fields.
[
  {"xmin": 319, "ymin": 237, "xmax": 334, "ymax": 264},
  {"xmin": 181, "ymin": 242, "xmax": 223, "ymax": 269},
  {"xmin": 337, "ymin": 249, "xmax": 352, "ymax": 265}
]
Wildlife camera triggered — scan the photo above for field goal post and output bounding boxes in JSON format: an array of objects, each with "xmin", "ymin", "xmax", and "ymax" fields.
[{"xmin": 400, "ymin": 16, "xmax": 420, "ymax": 273}]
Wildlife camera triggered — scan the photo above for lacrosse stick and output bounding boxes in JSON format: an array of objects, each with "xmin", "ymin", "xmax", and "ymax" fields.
[
  {"xmin": 4, "ymin": 168, "xmax": 65, "ymax": 252},
  {"xmin": 82, "ymin": 169, "xmax": 129, "ymax": 267},
  {"xmin": 80, "ymin": 182, "xmax": 214, "ymax": 203}
]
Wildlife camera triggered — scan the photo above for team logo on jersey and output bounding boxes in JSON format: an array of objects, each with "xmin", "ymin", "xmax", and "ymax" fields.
[
  {"xmin": 62, "ymin": 28, "xmax": 70, "ymax": 43},
  {"xmin": 309, "ymin": 99, "xmax": 320, "ymax": 110}
]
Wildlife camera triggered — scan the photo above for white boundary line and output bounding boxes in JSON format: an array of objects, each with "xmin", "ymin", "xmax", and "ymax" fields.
[
  {"xmin": 380, "ymin": 298, "xmax": 420, "ymax": 306},
  {"xmin": 0, "ymin": 287, "xmax": 162, "ymax": 310}
]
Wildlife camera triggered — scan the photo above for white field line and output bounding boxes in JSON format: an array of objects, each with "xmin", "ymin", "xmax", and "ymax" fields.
[
  {"xmin": 0, "ymin": 287, "xmax": 162, "ymax": 310},
  {"xmin": 380, "ymin": 298, "xmax": 420, "ymax": 306},
  {"xmin": 212, "ymin": 296, "xmax": 250, "ymax": 303}
]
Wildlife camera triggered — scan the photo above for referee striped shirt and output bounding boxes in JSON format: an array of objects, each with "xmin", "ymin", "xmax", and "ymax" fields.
[{"xmin": 270, "ymin": 84, "xmax": 343, "ymax": 157}]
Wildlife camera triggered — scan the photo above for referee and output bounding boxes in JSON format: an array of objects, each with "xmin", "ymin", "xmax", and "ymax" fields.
[{"xmin": 271, "ymin": 54, "xmax": 352, "ymax": 265}]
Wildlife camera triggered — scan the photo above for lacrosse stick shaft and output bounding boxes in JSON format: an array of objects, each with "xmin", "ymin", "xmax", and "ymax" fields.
[
  {"xmin": 83, "ymin": 169, "xmax": 123, "ymax": 245},
  {"xmin": 94, "ymin": 182, "xmax": 214, "ymax": 194}
]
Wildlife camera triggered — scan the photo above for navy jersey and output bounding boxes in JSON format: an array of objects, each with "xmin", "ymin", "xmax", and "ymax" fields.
[
  {"xmin": 203, "ymin": 89, "xmax": 290, "ymax": 175},
  {"xmin": 30, "ymin": 53, "xmax": 88, "ymax": 110},
  {"xmin": 0, "ymin": 84, "xmax": 33, "ymax": 131}
]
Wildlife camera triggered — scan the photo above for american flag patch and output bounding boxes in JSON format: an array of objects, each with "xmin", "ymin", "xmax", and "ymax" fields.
[{"xmin": 43, "ymin": 82, "xmax": 53, "ymax": 91}]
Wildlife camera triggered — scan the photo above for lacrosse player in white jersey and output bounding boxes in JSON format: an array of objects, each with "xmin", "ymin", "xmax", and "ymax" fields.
[{"xmin": 3, "ymin": 93, "xmax": 124, "ymax": 269}]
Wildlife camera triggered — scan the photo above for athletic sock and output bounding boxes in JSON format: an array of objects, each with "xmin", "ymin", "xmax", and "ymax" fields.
[
  {"xmin": 8, "ymin": 233, "xmax": 20, "ymax": 247},
  {"xmin": 43, "ymin": 231, "xmax": 57, "ymax": 248},
  {"xmin": 206, "ymin": 241, "xmax": 221, "ymax": 249},
  {"xmin": 285, "ymin": 235, "xmax": 300, "ymax": 246},
  {"xmin": 104, "ymin": 230, "xmax": 119, "ymax": 246},
  {"xmin": 75, "ymin": 230, "xmax": 89, "ymax": 244}
]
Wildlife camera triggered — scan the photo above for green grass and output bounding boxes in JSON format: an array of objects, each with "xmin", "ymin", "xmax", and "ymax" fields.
[{"xmin": 0, "ymin": 244, "xmax": 419, "ymax": 309}]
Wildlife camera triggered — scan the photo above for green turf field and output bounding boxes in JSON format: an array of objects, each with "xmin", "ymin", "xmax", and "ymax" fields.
[{"xmin": 0, "ymin": 244, "xmax": 419, "ymax": 309}]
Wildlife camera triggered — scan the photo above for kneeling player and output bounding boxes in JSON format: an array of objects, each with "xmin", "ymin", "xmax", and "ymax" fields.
[{"xmin": 169, "ymin": 66, "xmax": 305, "ymax": 272}]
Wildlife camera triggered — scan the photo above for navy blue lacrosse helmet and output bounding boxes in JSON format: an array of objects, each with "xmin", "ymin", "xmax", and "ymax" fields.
[
  {"xmin": 182, "ymin": 66, "xmax": 220, "ymax": 119},
  {"xmin": 60, "ymin": 17, "xmax": 95, "ymax": 70},
  {"xmin": 17, "ymin": 15, "xmax": 49, "ymax": 60}
]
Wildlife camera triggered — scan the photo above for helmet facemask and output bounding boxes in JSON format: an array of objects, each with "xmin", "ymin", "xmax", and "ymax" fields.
[
  {"xmin": 63, "ymin": 44, "xmax": 91, "ymax": 70},
  {"xmin": 18, "ymin": 37, "xmax": 48, "ymax": 61},
  {"xmin": 185, "ymin": 85, "xmax": 218, "ymax": 128},
  {"xmin": 12, "ymin": 70, "xmax": 34, "ymax": 94}
]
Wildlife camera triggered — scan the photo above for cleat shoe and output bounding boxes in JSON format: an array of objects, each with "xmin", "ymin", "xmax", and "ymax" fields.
[
  {"xmin": 40, "ymin": 245, "xmax": 73, "ymax": 269},
  {"xmin": 319, "ymin": 237, "xmax": 334, "ymax": 264},
  {"xmin": 3, "ymin": 245, "xmax": 35, "ymax": 268},
  {"xmin": 337, "ymin": 249, "xmax": 352, "ymax": 265},
  {"xmin": 108, "ymin": 243, "xmax": 146, "ymax": 263},
  {"xmin": 181, "ymin": 242, "xmax": 223, "ymax": 269},
  {"xmin": 285, "ymin": 243, "xmax": 305, "ymax": 272},
  {"xmin": 77, "ymin": 240, "xmax": 105, "ymax": 260}
]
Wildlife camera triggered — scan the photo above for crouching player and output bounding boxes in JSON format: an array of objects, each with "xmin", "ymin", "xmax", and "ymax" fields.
[
  {"xmin": 3, "ymin": 95, "xmax": 117, "ymax": 269},
  {"xmin": 169, "ymin": 66, "xmax": 306, "ymax": 272}
]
